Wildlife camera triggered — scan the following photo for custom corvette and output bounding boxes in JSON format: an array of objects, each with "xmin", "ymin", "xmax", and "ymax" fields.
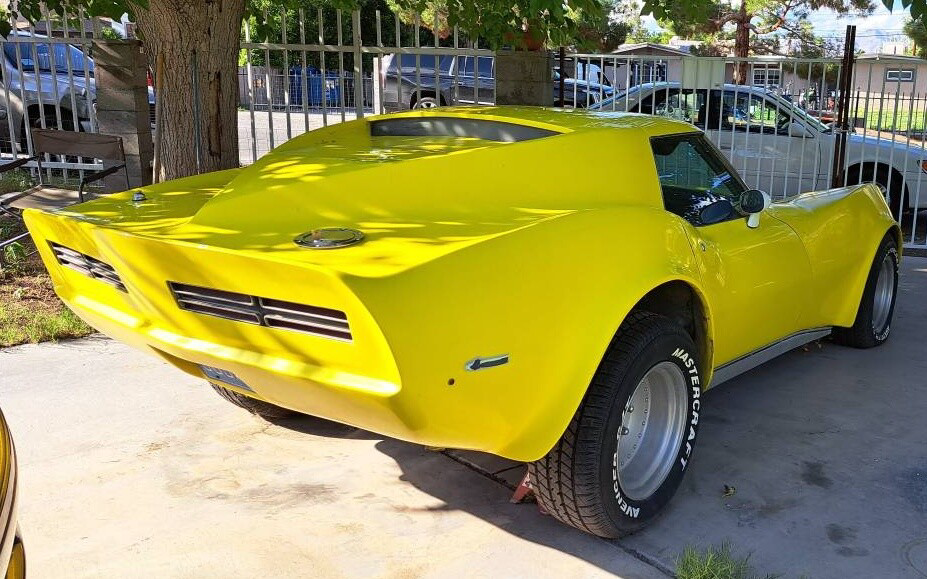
[{"xmin": 24, "ymin": 107, "xmax": 900, "ymax": 538}]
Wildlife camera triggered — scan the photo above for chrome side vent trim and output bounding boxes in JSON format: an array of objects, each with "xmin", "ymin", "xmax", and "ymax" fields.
[
  {"xmin": 49, "ymin": 242, "xmax": 126, "ymax": 292},
  {"xmin": 168, "ymin": 282, "xmax": 352, "ymax": 342},
  {"xmin": 169, "ymin": 283, "xmax": 261, "ymax": 324}
]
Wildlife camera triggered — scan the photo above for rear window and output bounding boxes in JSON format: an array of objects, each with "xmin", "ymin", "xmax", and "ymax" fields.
[{"xmin": 370, "ymin": 117, "xmax": 559, "ymax": 142}]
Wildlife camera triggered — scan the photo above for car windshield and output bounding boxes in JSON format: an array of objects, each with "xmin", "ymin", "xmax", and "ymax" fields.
[
  {"xmin": 769, "ymin": 92, "xmax": 831, "ymax": 133},
  {"xmin": 4, "ymin": 41, "xmax": 93, "ymax": 75},
  {"xmin": 592, "ymin": 85, "xmax": 638, "ymax": 110}
]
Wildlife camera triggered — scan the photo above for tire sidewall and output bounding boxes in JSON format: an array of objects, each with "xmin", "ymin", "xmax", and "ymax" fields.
[
  {"xmin": 599, "ymin": 331, "xmax": 702, "ymax": 526},
  {"xmin": 871, "ymin": 243, "xmax": 899, "ymax": 343}
]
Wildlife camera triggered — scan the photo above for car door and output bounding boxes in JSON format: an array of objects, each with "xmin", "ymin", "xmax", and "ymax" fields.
[
  {"xmin": 650, "ymin": 132, "xmax": 813, "ymax": 366},
  {"xmin": 700, "ymin": 89, "xmax": 822, "ymax": 199},
  {"xmin": 455, "ymin": 56, "xmax": 492, "ymax": 105}
]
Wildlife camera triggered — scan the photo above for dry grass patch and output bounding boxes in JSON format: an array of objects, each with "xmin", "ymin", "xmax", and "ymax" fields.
[{"xmin": 1, "ymin": 202, "xmax": 93, "ymax": 347}]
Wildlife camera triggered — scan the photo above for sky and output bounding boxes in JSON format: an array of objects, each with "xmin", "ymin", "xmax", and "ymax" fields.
[
  {"xmin": 809, "ymin": 3, "xmax": 910, "ymax": 53},
  {"xmin": 642, "ymin": 2, "xmax": 912, "ymax": 54}
]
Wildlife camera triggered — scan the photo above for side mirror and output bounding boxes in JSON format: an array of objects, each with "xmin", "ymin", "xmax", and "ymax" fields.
[
  {"xmin": 788, "ymin": 121, "xmax": 810, "ymax": 138},
  {"xmin": 699, "ymin": 198, "xmax": 735, "ymax": 226},
  {"xmin": 739, "ymin": 189, "xmax": 771, "ymax": 228}
]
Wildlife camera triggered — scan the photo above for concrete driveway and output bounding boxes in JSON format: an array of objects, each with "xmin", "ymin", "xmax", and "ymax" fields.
[{"xmin": 2, "ymin": 258, "xmax": 927, "ymax": 578}]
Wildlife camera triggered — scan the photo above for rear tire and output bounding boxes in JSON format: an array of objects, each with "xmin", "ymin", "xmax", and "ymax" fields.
[
  {"xmin": 529, "ymin": 312, "xmax": 702, "ymax": 538},
  {"xmin": 832, "ymin": 235, "xmax": 899, "ymax": 348},
  {"xmin": 210, "ymin": 384, "xmax": 298, "ymax": 420}
]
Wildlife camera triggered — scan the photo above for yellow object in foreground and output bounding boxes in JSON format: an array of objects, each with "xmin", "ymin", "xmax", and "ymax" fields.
[{"xmin": 24, "ymin": 106, "xmax": 900, "ymax": 538}]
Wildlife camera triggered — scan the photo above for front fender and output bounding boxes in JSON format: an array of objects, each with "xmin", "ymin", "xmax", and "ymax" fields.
[
  {"xmin": 348, "ymin": 206, "xmax": 709, "ymax": 461},
  {"xmin": 769, "ymin": 183, "xmax": 898, "ymax": 329}
]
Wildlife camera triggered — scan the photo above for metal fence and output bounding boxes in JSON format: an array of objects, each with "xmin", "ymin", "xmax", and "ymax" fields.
[
  {"xmin": 562, "ymin": 52, "xmax": 927, "ymax": 248},
  {"xmin": 238, "ymin": 9, "xmax": 494, "ymax": 164},
  {"xmin": 237, "ymin": 10, "xmax": 927, "ymax": 249},
  {"xmin": 0, "ymin": 13, "xmax": 110, "ymax": 184},
  {"xmin": 0, "ymin": 8, "xmax": 925, "ymax": 249}
]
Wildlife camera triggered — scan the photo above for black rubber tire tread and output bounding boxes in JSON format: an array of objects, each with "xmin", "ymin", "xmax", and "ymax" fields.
[
  {"xmin": 528, "ymin": 311, "xmax": 691, "ymax": 538},
  {"xmin": 832, "ymin": 234, "xmax": 899, "ymax": 349},
  {"xmin": 210, "ymin": 383, "xmax": 298, "ymax": 419}
]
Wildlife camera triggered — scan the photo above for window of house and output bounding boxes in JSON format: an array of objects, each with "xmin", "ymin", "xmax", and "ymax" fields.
[
  {"xmin": 885, "ymin": 69, "xmax": 915, "ymax": 82},
  {"xmin": 752, "ymin": 65, "xmax": 781, "ymax": 87},
  {"xmin": 630, "ymin": 61, "xmax": 667, "ymax": 86}
]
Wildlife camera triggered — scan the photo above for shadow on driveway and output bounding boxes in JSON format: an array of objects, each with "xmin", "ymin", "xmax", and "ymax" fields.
[{"xmin": 269, "ymin": 258, "xmax": 927, "ymax": 579}]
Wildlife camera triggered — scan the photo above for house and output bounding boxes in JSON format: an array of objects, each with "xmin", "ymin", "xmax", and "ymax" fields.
[
  {"xmin": 606, "ymin": 43, "xmax": 792, "ymax": 92},
  {"xmin": 601, "ymin": 43, "xmax": 690, "ymax": 91},
  {"xmin": 853, "ymin": 53, "xmax": 927, "ymax": 97}
]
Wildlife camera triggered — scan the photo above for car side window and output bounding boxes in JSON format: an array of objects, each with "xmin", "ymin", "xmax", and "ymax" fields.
[
  {"xmin": 650, "ymin": 133, "xmax": 747, "ymax": 226},
  {"xmin": 459, "ymin": 57, "xmax": 474, "ymax": 77},
  {"xmin": 694, "ymin": 90, "xmax": 792, "ymax": 135},
  {"xmin": 634, "ymin": 89, "xmax": 704, "ymax": 125},
  {"xmin": 476, "ymin": 57, "xmax": 493, "ymax": 79}
]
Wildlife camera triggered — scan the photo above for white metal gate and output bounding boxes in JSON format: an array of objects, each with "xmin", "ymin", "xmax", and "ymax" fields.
[{"xmin": 0, "ymin": 13, "xmax": 113, "ymax": 183}]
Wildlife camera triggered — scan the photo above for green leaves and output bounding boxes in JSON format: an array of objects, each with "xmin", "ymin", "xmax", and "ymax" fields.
[
  {"xmin": 903, "ymin": 15, "xmax": 927, "ymax": 56},
  {"xmin": 390, "ymin": 0, "xmax": 607, "ymax": 49}
]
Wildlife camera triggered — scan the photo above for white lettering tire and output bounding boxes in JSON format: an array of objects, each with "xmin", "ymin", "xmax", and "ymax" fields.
[{"xmin": 529, "ymin": 311, "xmax": 702, "ymax": 538}]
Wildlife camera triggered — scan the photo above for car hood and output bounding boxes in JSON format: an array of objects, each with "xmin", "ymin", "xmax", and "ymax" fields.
[{"xmin": 562, "ymin": 78, "xmax": 613, "ymax": 93}]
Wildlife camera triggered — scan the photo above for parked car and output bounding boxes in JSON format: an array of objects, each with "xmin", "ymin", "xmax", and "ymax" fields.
[
  {"xmin": 0, "ymin": 32, "xmax": 156, "ymax": 151},
  {"xmin": 591, "ymin": 82, "xmax": 927, "ymax": 218},
  {"xmin": 0, "ymin": 408, "xmax": 24, "ymax": 578},
  {"xmin": 24, "ymin": 107, "xmax": 899, "ymax": 539},
  {"xmin": 381, "ymin": 53, "xmax": 613, "ymax": 111}
]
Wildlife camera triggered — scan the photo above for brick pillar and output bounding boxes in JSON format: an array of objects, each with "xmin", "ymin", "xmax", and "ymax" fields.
[
  {"xmin": 494, "ymin": 50, "xmax": 553, "ymax": 106},
  {"xmin": 92, "ymin": 39, "xmax": 153, "ymax": 189}
]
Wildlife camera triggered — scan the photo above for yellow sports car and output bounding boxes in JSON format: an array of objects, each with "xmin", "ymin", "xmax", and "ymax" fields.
[{"xmin": 24, "ymin": 107, "xmax": 899, "ymax": 538}]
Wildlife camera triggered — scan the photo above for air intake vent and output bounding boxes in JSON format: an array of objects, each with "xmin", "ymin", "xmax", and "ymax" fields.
[
  {"xmin": 49, "ymin": 242, "xmax": 126, "ymax": 292},
  {"xmin": 168, "ymin": 282, "xmax": 351, "ymax": 342}
]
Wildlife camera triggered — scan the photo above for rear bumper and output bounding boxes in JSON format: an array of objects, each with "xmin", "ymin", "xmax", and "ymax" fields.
[
  {"xmin": 24, "ymin": 212, "xmax": 425, "ymax": 441},
  {"xmin": 23, "ymin": 208, "xmax": 542, "ymax": 457}
]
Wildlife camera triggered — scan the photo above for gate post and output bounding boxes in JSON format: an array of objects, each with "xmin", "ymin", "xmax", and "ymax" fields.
[
  {"xmin": 831, "ymin": 25, "xmax": 857, "ymax": 189},
  {"xmin": 495, "ymin": 50, "xmax": 553, "ymax": 106}
]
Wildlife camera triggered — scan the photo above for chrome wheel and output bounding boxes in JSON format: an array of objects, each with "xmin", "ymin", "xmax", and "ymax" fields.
[
  {"xmin": 872, "ymin": 252, "xmax": 896, "ymax": 334},
  {"xmin": 617, "ymin": 361, "xmax": 688, "ymax": 501},
  {"xmin": 413, "ymin": 98, "xmax": 439, "ymax": 109}
]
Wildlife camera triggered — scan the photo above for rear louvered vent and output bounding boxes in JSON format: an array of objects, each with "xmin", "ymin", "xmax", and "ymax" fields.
[
  {"xmin": 49, "ymin": 242, "xmax": 126, "ymax": 292},
  {"xmin": 168, "ymin": 282, "xmax": 352, "ymax": 342}
]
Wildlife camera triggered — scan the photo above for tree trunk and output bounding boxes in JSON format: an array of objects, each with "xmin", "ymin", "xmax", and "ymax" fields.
[
  {"xmin": 733, "ymin": 3, "xmax": 750, "ymax": 85},
  {"xmin": 131, "ymin": 0, "xmax": 246, "ymax": 181}
]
